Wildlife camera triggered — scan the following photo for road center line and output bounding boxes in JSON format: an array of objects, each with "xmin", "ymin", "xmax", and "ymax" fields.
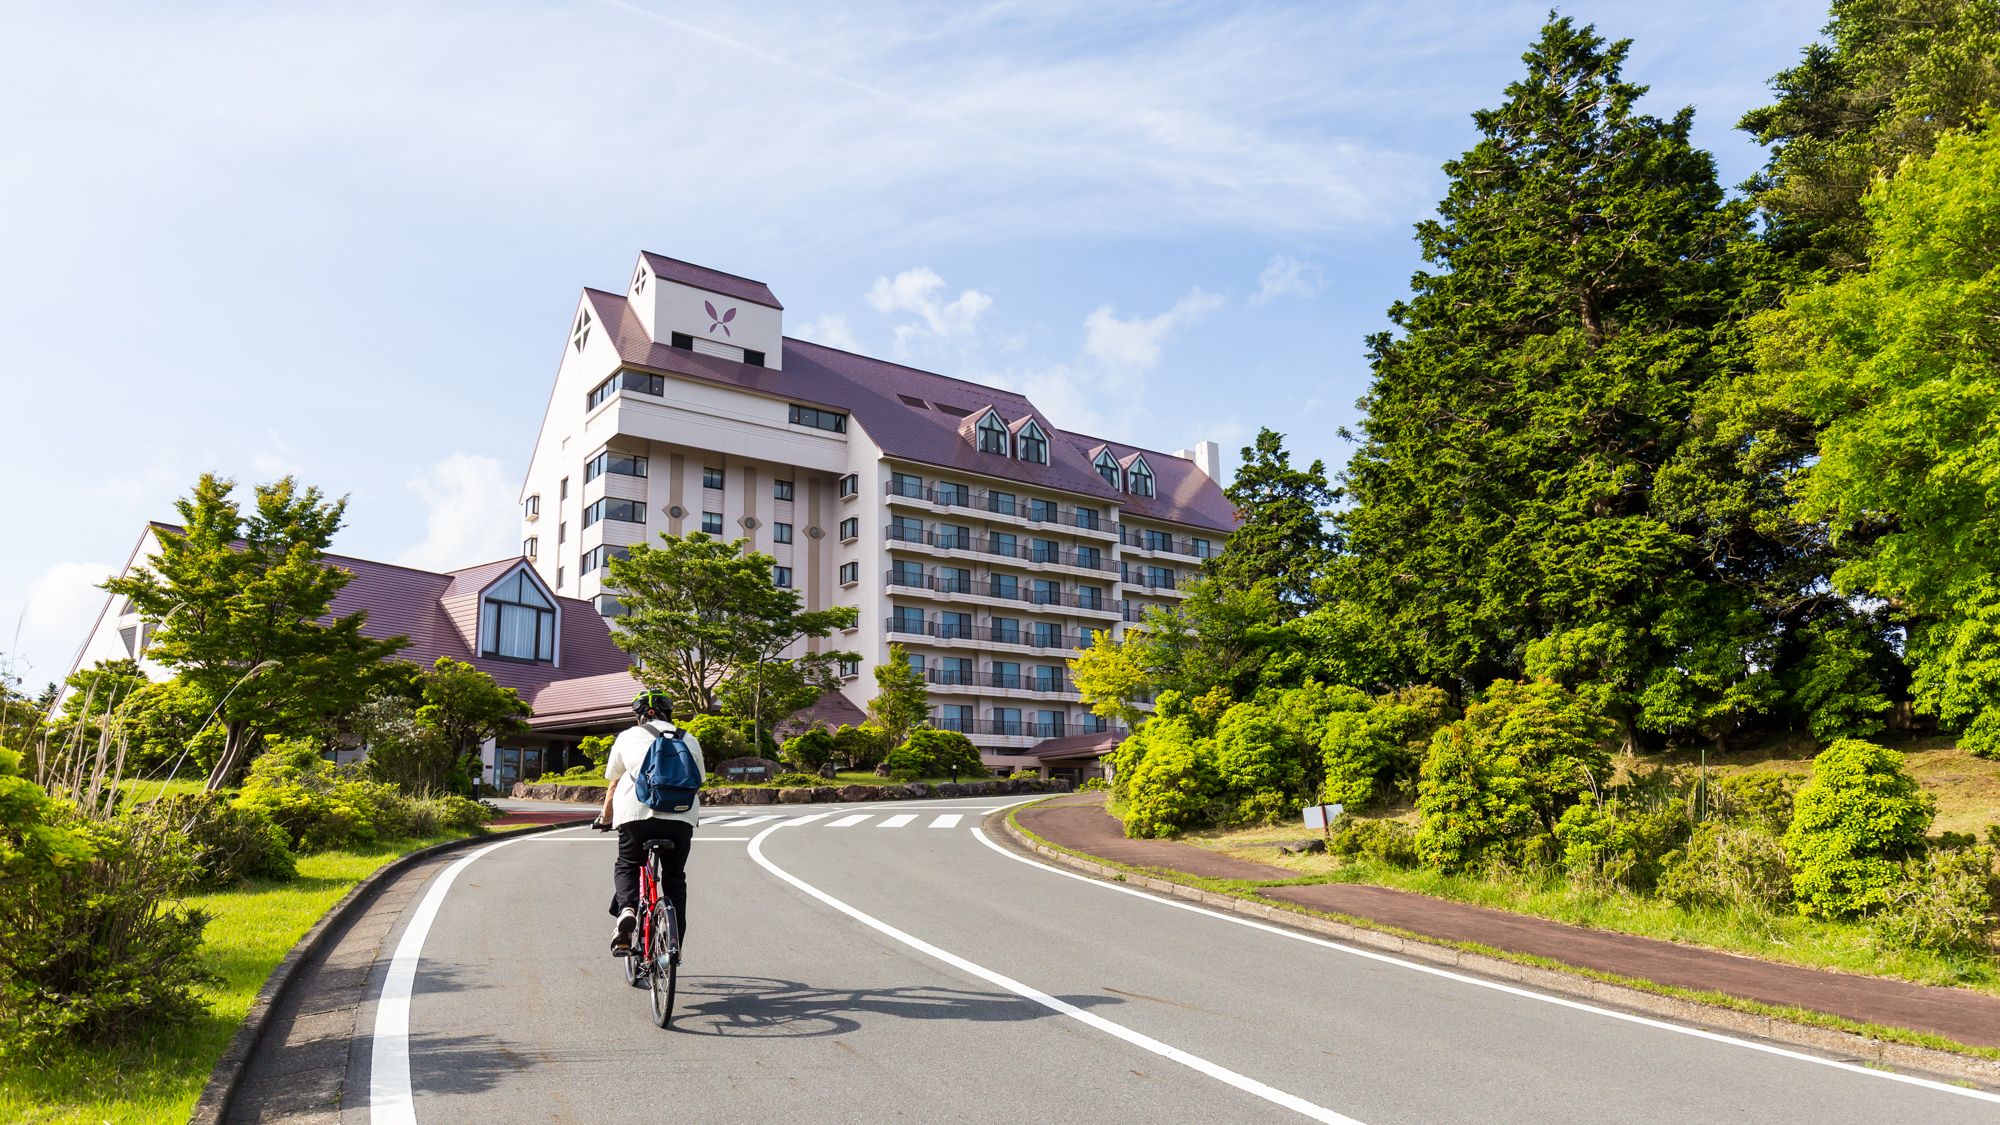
[
  {"xmin": 970, "ymin": 827, "xmax": 2000, "ymax": 1106},
  {"xmin": 746, "ymin": 820, "xmax": 1361, "ymax": 1124}
]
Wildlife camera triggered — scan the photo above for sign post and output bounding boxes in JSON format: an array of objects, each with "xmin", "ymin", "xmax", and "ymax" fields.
[{"xmin": 1302, "ymin": 802, "xmax": 1343, "ymax": 847}]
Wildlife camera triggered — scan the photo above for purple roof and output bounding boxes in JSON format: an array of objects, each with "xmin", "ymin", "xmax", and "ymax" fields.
[
  {"xmin": 1028, "ymin": 731, "xmax": 1125, "ymax": 759},
  {"xmin": 639, "ymin": 252, "xmax": 783, "ymax": 311},
  {"xmin": 126, "ymin": 524, "xmax": 637, "ymax": 732},
  {"xmin": 582, "ymin": 289, "xmax": 1237, "ymax": 533}
]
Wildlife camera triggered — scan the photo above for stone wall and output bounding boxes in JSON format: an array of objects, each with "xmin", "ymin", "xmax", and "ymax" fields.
[{"xmin": 510, "ymin": 777, "xmax": 1074, "ymax": 804}]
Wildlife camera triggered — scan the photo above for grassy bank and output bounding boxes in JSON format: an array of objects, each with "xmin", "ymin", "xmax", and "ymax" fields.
[{"xmin": 0, "ymin": 832, "xmax": 465, "ymax": 1124}]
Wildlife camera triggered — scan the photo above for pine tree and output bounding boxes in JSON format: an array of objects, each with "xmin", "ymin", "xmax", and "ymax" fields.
[
  {"xmin": 1335, "ymin": 17, "xmax": 1759, "ymax": 745},
  {"xmin": 1207, "ymin": 429, "xmax": 1334, "ymax": 614}
]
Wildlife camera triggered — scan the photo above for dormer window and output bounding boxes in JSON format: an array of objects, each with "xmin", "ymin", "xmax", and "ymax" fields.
[
  {"xmin": 480, "ymin": 567, "xmax": 557, "ymax": 663},
  {"xmin": 1018, "ymin": 420, "xmax": 1048, "ymax": 465},
  {"xmin": 1127, "ymin": 457, "xmax": 1155, "ymax": 498},
  {"xmin": 572, "ymin": 309, "xmax": 592, "ymax": 353},
  {"xmin": 1094, "ymin": 450, "xmax": 1120, "ymax": 486},
  {"xmin": 977, "ymin": 412, "xmax": 1009, "ymax": 455}
]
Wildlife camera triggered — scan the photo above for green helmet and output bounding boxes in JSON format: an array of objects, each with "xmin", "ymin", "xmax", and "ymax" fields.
[{"xmin": 631, "ymin": 689, "xmax": 674, "ymax": 718}]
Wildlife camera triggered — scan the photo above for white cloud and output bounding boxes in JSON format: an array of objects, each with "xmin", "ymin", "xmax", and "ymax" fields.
[
  {"xmin": 6, "ymin": 561, "xmax": 118, "ymax": 687},
  {"xmin": 1082, "ymin": 289, "xmax": 1224, "ymax": 370},
  {"xmin": 866, "ymin": 267, "xmax": 993, "ymax": 352},
  {"xmin": 397, "ymin": 453, "xmax": 519, "ymax": 571},
  {"xmin": 1253, "ymin": 254, "xmax": 1326, "ymax": 303},
  {"xmin": 790, "ymin": 313, "xmax": 860, "ymax": 352}
]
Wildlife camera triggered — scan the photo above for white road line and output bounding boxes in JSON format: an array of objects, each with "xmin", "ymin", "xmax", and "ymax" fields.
[
  {"xmin": 828, "ymin": 813, "xmax": 873, "ymax": 827},
  {"xmin": 700, "ymin": 815, "xmax": 744, "ymax": 824},
  {"xmin": 929, "ymin": 814, "xmax": 963, "ymax": 829},
  {"xmin": 747, "ymin": 821, "xmax": 1360, "ymax": 1124},
  {"xmin": 877, "ymin": 814, "xmax": 917, "ymax": 828},
  {"xmin": 971, "ymin": 829, "xmax": 2000, "ymax": 1107},
  {"xmin": 731, "ymin": 814, "xmax": 781, "ymax": 826},
  {"xmin": 784, "ymin": 812, "xmax": 834, "ymax": 827},
  {"xmin": 369, "ymin": 835, "xmax": 535, "ymax": 1124}
]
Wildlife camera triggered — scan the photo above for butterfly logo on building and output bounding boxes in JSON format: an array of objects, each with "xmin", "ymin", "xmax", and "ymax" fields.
[{"xmin": 704, "ymin": 301, "xmax": 737, "ymax": 336}]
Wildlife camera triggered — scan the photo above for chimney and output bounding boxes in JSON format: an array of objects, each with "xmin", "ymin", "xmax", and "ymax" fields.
[{"xmin": 1192, "ymin": 440, "xmax": 1221, "ymax": 482}]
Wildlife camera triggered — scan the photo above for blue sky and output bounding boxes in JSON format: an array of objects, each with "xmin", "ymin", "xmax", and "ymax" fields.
[{"xmin": 0, "ymin": 0, "xmax": 1827, "ymax": 689}]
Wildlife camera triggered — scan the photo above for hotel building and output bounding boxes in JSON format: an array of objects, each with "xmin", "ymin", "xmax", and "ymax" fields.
[{"xmin": 520, "ymin": 252, "xmax": 1236, "ymax": 777}]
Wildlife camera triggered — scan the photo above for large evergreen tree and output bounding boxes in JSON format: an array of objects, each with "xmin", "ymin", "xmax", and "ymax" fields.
[
  {"xmin": 1334, "ymin": 17, "xmax": 1758, "ymax": 746},
  {"xmin": 1207, "ymin": 429, "xmax": 1335, "ymax": 614}
]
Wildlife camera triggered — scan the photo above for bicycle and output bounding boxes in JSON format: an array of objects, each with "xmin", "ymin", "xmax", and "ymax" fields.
[{"xmin": 601, "ymin": 828, "xmax": 681, "ymax": 1027}]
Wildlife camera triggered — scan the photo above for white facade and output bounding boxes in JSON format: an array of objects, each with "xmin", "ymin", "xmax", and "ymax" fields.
[{"xmin": 520, "ymin": 253, "xmax": 1229, "ymax": 773}]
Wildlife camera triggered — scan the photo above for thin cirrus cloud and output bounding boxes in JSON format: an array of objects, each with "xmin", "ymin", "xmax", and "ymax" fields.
[
  {"xmin": 396, "ymin": 453, "xmax": 521, "ymax": 573},
  {"xmin": 1082, "ymin": 290, "xmax": 1226, "ymax": 371},
  {"xmin": 1253, "ymin": 255, "xmax": 1327, "ymax": 303},
  {"xmin": 866, "ymin": 267, "xmax": 995, "ymax": 353}
]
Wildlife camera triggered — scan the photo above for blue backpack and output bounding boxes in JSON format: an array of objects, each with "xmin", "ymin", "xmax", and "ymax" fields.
[{"xmin": 633, "ymin": 723, "xmax": 701, "ymax": 813}]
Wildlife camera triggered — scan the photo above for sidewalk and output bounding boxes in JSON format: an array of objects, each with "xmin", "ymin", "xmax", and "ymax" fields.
[{"xmin": 1016, "ymin": 794, "xmax": 2000, "ymax": 1051}]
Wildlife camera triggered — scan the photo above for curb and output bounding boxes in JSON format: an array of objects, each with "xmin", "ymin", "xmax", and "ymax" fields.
[
  {"xmin": 187, "ymin": 818, "xmax": 591, "ymax": 1125},
  {"xmin": 993, "ymin": 807, "xmax": 2000, "ymax": 1091}
]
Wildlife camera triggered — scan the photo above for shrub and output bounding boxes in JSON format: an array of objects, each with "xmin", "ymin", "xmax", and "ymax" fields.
[
  {"xmin": 1212, "ymin": 701, "xmax": 1306, "ymax": 824},
  {"xmin": 1463, "ymin": 679, "xmax": 1613, "ymax": 832},
  {"xmin": 1552, "ymin": 795, "xmax": 1687, "ymax": 891},
  {"xmin": 781, "ymin": 728, "xmax": 838, "ymax": 773},
  {"xmin": 1783, "ymin": 739, "xmax": 1936, "ymax": 917},
  {"xmin": 0, "ymin": 807, "xmax": 213, "ymax": 1055},
  {"xmin": 684, "ymin": 715, "xmax": 749, "ymax": 769},
  {"xmin": 235, "ymin": 739, "xmax": 409, "ymax": 852},
  {"xmin": 1121, "ymin": 720, "xmax": 1220, "ymax": 839},
  {"xmin": 1414, "ymin": 723, "xmax": 1534, "ymax": 872},
  {"xmin": 903, "ymin": 728, "xmax": 984, "ymax": 778},
  {"xmin": 1712, "ymin": 771, "xmax": 1798, "ymax": 835},
  {"xmin": 882, "ymin": 745, "xmax": 930, "ymax": 781},
  {"xmin": 1319, "ymin": 710, "xmax": 1402, "ymax": 810},
  {"xmin": 1657, "ymin": 822, "xmax": 1794, "ymax": 912},
  {"xmin": 1327, "ymin": 817, "xmax": 1419, "ymax": 868},
  {"xmin": 140, "ymin": 792, "xmax": 297, "ymax": 886},
  {"xmin": 1077, "ymin": 777, "xmax": 1109, "ymax": 792},
  {"xmin": 399, "ymin": 794, "xmax": 497, "ymax": 837},
  {"xmin": 831, "ymin": 724, "xmax": 891, "ymax": 770},
  {"xmin": 768, "ymin": 771, "xmax": 827, "ymax": 788},
  {"xmin": 1871, "ymin": 846, "xmax": 1997, "ymax": 955}
]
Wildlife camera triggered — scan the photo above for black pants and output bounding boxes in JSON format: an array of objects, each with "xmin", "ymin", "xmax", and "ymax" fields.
[{"xmin": 611, "ymin": 817, "xmax": 695, "ymax": 938}]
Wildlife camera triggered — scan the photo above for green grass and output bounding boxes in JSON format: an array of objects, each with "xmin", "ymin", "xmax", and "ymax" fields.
[
  {"xmin": 1007, "ymin": 801, "xmax": 2000, "ymax": 1062},
  {"xmin": 0, "ymin": 832, "xmax": 466, "ymax": 1124},
  {"xmin": 115, "ymin": 776, "xmax": 210, "ymax": 803}
]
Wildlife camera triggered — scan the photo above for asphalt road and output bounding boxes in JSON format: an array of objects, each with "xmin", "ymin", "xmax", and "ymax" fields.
[{"xmin": 356, "ymin": 795, "xmax": 2000, "ymax": 1124}]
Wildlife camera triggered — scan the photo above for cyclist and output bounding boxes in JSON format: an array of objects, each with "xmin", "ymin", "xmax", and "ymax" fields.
[{"xmin": 594, "ymin": 690, "xmax": 705, "ymax": 955}]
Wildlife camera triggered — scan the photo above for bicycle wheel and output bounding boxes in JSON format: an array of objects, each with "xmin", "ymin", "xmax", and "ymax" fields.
[{"xmin": 648, "ymin": 901, "xmax": 678, "ymax": 1028}]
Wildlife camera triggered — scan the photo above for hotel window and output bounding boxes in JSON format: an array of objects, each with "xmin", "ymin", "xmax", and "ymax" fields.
[
  {"xmin": 1083, "ymin": 714, "xmax": 1109, "ymax": 733},
  {"xmin": 838, "ymin": 658, "xmax": 859, "ymax": 678},
  {"xmin": 936, "ymin": 524, "xmax": 971, "ymax": 550},
  {"xmin": 990, "ymin": 573, "xmax": 1018, "ymax": 600},
  {"xmin": 1034, "ymin": 665, "xmax": 1064, "ymax": 692},
  {"xmin": 839, "ymin": 517, "xmax": 859, "ymax": 541},
  {"xmin": 581, "ymin": 545, "xmax": 629, "ymax": 574},
  {"xmin": 558, "ymin": 522, "xmax": 567, "ymax": 544},
  {"xmin": 890, "ymin": 471, "xmax": 923, "ymax": 498},
  {"xmin": 1077, "ymin": 585, "xmax": 1104, "ymax": 611},
  {"xmin": 773, "ymin": 566, "xmax": 793, "ymax": 588},
  {"xmin": 991, "ymin": 531, "xmax": 1017, "ymax": 558},
  {"xmin": 1075, "ymin": 545, "xmax": 1101, "ymax": 570},
  {"xmin": 586, "ymin": 450, "xmax": 648, "ymax": 483},
  {"xmin": 595, "ymin": 593, "xmax": 627, "ymax": 618},
  {"xmin": 938, "ymin": 611, "xmax": 972, "ymax": 639},
  {"xmin": 523, "ymin": 495, "xmax": 540, "ymax": 518},
  {"xmin": 789, "ymin": 404, "xmax": 848, "ymax": 433},
  {"xmin": 890, "ymin": 515, "xmax": 923, "ymax": 542},
  {"xmin": 937, "ymin": 566, "xmax": 971, "ymax": 594},
  {"xmin": 773, "ymin": 522, "xmax": 793, "ymax": 544},
  {"xmin": 1031, "ymin": 538, "xmax": 1060, "ymax": 563},
  {"xmin": 1191, "ymin": 537, "xmax": 1212, "ymax": 559},
  {"xmin": 976, "ymin": 412, "xmax": 1009, "ymax": 455},
  {"xmin": 991, "ymin": 617, "xmax": 1021, "ymax": 644},
  {"xmin": 670, "ymin": 331, "xmax": 694, "ymax": 349},
  {"xmin": 838, "ymin": 561, "xmax": 859, "ymax": 585},
  {"xmin": 838, "ymin": 473, "xmax": 859, "ymax": 498},
  {"xmin": 1029, "ymin": 498, "xmax": 1058, "ymax": 523},
  {"xmin": 937, "ymin": 704, "xmax": 973, "ymax": 733},
  {"xmin": 906, "ymin": 652, "xmax": 926, "ymax": 673},
  {"xmin": 481, "ymin": 569, "xmax": 556, "ymax": 663},
  {"xmin": 1032, "ymin": 621, "xmax": 1062, "ymax": 648},
  {"xmin": 523, "ymin": 536, "xmax": 538, "ymax": 559},
  {"xmin": 986, "ymin": 490, "xmax": 1016, "ymax": 516},
  {"xmin": 1030, "ymin": 578, "xmax": 1060, "ymax": 605},
  {"xmin": 891, "ymin": 560, "xmax": 925, "ymax": 587},
  {"xmin": 560, "ymin": 476, "xmax": 569, "ymax": 500},
  {"xmin": 991, "ymin": 707, "xmax": 1022, "ymax": 735},
  {"xmin": 1074, "ymin": 505, "xmax": 1101, "ymax": 531},
  {"xmin": 703, "ymin": 466, "xmax": 725, "ymax": 490},
  {"xmin": 583, "ymin": 497, "xmax": 644, "ymax": 528},
  {"xmin": 701, "ymin": 511, "xmax": 723, "ymax": 534},
  {"xmin": 586, "ymin": 370, "xmax": 666, "ymax": 411},
  {"xmin": 744, "ymin": 349, "xmax": 766, "ymax": 367},
  {"xmin": 557, "ymin": 566, "xmax": 565, "ymax": 589},
  {"xmin": 1017, "ymin": 420, "xmax": 1048, "ymax": 464},
  {"xmin": 891, "ymin": 606, "xmax": 926, "ymax": 634},
  {"xmin": 773, "ymin": 479, "xmax": 794, "ymax": 501},
  {"xmin": 991, "ymin": 661, "xmax": 1020, "ymax": 689},
  {"xmin": 1035, "ymin": 711, "xmax": 1067, "ymax": 737},
  {"xmin": 934, "ymin": 481, "xmax": 968, "ymax": 506},
  {"xmin": 940, "ymin": 657, "xmax": 974, "ymax": 686},
  {"xmin": 1127, "ymin": 458, "xmax": 1155, "ymax": 498},
  {"xmin": 1094, "ymin": 450, "xmax": 1120, "ymax": 486}
]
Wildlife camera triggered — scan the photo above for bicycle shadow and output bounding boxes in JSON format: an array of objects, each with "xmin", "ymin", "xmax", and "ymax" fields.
[{"xmin": 668, "ymin": 975, "xmax": 1123, "ymax": 1038}]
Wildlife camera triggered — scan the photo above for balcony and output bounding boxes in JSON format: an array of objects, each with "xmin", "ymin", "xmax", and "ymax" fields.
[
  {"xmin": 1118, "ymin": 526, "xmax": 1217, "ymax": 560},
  {"xmin": 884, "ymin": 618, "xmax": 1087, "ymax": 651},
  {"xmin": 925, "ymin": 669, "xmax": 1078, "ymax": 694},
  {"xmin": 886, "ymin": 572, "xmax": 1117, "ymax": 616}
]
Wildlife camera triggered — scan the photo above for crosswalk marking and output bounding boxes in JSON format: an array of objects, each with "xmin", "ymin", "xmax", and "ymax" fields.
[
  {"xmin": 877, "ymin": 814, "xmax": 917, "ymax": 828},
  {"xmin": 929, "ymin": 814, "xmax": 962, "ymax": 829},
  {"xmin": 828, "ymin": 813, "xmax": 872, "ymax": 827},
  {"xmin": 732, "ymin": 814, "xmax": 781, "ymax": 826},
  {"xmin": 700, "ymin": 815, "xmax": 742, "ymax": 825}
]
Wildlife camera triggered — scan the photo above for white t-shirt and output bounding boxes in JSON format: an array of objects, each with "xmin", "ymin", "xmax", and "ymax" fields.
[{"xmin": 603, "ymin": 720, "xmax": 706, "ymax": 828}]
